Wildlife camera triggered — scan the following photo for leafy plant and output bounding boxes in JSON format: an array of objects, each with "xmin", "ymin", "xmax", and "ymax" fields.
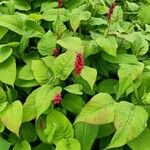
[{"xmin": 0, "ymin": 0, "xmax": 150, "ymax": 150}]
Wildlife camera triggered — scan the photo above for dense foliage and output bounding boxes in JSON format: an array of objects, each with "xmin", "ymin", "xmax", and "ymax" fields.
[{"xmin": 0, "ymin": 0, "xmax": 150, "ymax": 149}]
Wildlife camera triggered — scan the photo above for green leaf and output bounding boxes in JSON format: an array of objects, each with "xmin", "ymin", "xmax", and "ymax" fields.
[
  {"xmin": 23, "ymin": 89, "xmax": 37, "ymax": 122},
  {"xmin": 0, "ymin": 15, "xmax": 24, "ymax": 34},
  {"xmin": 64, "ymin": 84, "xmax": 83, "ymax": 95},
  {"xmin": 119, "ymin": 62, "xmax": 144, "ymax": 80},
  {"xmin": 0, "ymin": 102, "xmax": 8, "ymax": 113},
  {"xmin": 75, "ymin": 93, "xmax": 116, "ymax": 125},
  {"xmin": 70, "ymin": 8, "xmax": 91, "ymax": 32},
  {"xmin": 80, "ymin": 66, "xmax": 97, "ymax": 90},
  {"xmin": 31, "ymin": 59, "xmax": 53, "ymax": 84},
  {"xmin": 37, "ymin": 30, "xmax": 56, "ymax": 56},
  {"xmin": 0, "ymin": 101, "xmax": 23, "ymax": 136},
  {"xmin": 126, "ymin": 2, "xmax": 139, "ymax": 11},
  {"xmin": 13, "ymin": 140, "xmax": 31, "ymax": 150},
  {"xmin": 17, "ymin": 64, "xmax": 34, "ymax": 81},
  {"xmin": 54, "ymin": 51, "xmax": 76, "ymax": 80},
  {"xmin": 89, "ymin": 17, "xmax": 107, "ymax": 26},
  {"xmin": 35, "ymin": 115, "xmax": 47, "ymax": 143},
  {"xmin": 47, "ymin": 110, "xmax": 74, "ymax": 143},
  {"xmin": 65, "ymin": 0, "xmax": 84, "ymax": 10},
  {"xmin": 0, "ymin": 26, "xmax": 8, "ymax": 40},
  {"xmin": 53, "ymin": 15, "xmax": 66, "ymax": 38},
  {"xmin": 128, "ymin": 130, "xmax": 150, "ymax": 150},
  {"xmin": 102, "ymin": 53, "xmax": 138, "ymax": 64},
  {"xmin": 13, "ymin": 0, "xmax": 31, "ymax": 11},
  {"xmin": 57, "ymin": 37, "xmax": 84, "ymax": 51},
  {"xmin": 97, "ymin": 123, "xmax": 115, "ymax": 138},
  {"xmin": 96, "ymin": 36, "xmax": 118, "ymax": 56},
  {"xmin": 36, "ymin": 109, "xmax": 74, "ymax": 144},
  {"xmin": 42, "ymin": 8, "xmax": 70, "ymax": 22},
  {"xmin": 41, "ymin": 2, "xmax": 57, "ymax": 12},
  {"xmin": 111, "ymin": 6, "xmax": 123, "ymax": 23},
  {"xmin": 97, "ymin": 79, "xmax": 118, "ymax": 94},
  {"xmin": 106, "ymin": 101, "xmax": 148, "ymax": 149},
  {"xmin": 0, "ymin": 56, "xmax": 16, "ymax": 85},
  {"xmin": 0, "ymin": 137, "xmax": 11, "ymax": 150},
  {"xmin": 20, "ymin": 122, "xmax": 37, "ymax": 142},
  {"xmin": 117, "ymin": 62, "xmax": 144, "ymax": 99},
  {"xmin": 142, "ymin": 93, "xmax": 150, "ymax": 104},
  {"xmin": 36, "ymin": 86, "xmax": 62, "ymax": 118},
  {"xmin": 62, "ymin": 94, "xmax": 85, "ymax": 114},
  {"xmin": 138, "ymin": 5, "xmax": 150, "ymax": 24},
  {"xmin": 74, "ymin": 122, "xmax": 98, "ymax": 150},
  {"xmin": 15, "ymin": 79, "xmax": 38, "ymax": 88},
  {"xmin": 56, "ymin": 138, "xmax": 81, "ymax": 150},
  {"xmin": 131, "ymin": 32, "xmax": 149, "ymax": 56},
  {"xmin": 25, "ymin": 20, "xmax": 45, "ymax": 38},
  {"xmin": 0, "ymin": 87, "xmax": 6, "ymax": 103},
  {"xmin": 0, "ymin": 46, "xmax": 12, "ymax": 63}
]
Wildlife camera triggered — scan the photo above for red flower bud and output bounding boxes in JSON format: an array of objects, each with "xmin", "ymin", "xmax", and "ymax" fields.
[
  {"xmin": 53, "ymin": 93, "xmax": 62, "ymax": 105},
  {"xmin": 58, "ymin": 0, "xmax": 63, "ymax": 8},
  {"xmin": 107, "ymin": 1, "xmax": 116, "ymax": 21},
  {"xmin": 53, "ymin": 48, "xmax": 59, "ymax": 57},
  {"xmin": 74, "ymin": 53, "xmax": 84, "ymax": 75},
  {"xmin": 39, "ymin": 119, "xmax": 45, "ymax": 129}
]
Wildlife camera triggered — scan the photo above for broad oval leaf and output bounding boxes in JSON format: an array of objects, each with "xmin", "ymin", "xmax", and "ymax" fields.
[
  {"xmin": 0, "ymin": 15, "xmax": 24, "ymax": 35},
  {"xmin": 62, "ymin": 94, "xmax": 85, "ymax": 114},
  {"xmin": 31, "ymin": 59, "xmax": 53, "ymax": 84},
  {"xmin": 13, "ymin": 0, "xmax": 31, "ymax": 11},
  {"xmin": 36, "ymin": 110, "xmax": 74, "ymax": 144},
  {"xmin": 0, "ymin": 101, "xmax": 23, "ymax": 136},
  {"xmin": 0, "ymin": 137, "xmax": 11, "ymax": 150},
  {"xmin": 75, "ymin": 93, "xmax": 116, "ymax": 125},
  {"xmin": 0, "ymin": 56, "xmax": 16, "ymax": 85},
  {"xmin": 80, "ymin": 66, "xmax": 97, "ymax": 90},
  {"xmin": 36, "ymin": 85, "xmax": 62, "ymax": 119},
  {"xmin": 74, "ymin": 122, "xmax": 98, "ymax": 150},
  {"xmin": 128, "ymin": 130, "xmax": 150, "ymax": 150},
  {"xmin": 57, "ymin": 37, "xmax": 84, "ymax": 51},
  {"xmin": 13, "ymin": 140, "xmax": 31, "ymax": 150},
  {"xmin": 96, "ymin": 36, "xmax": 118, "ymax": 56},
  {"xmin": 54, "ymin": 51, "xmax": 76, "ymax": 80},
  {"xmin": 56, "ymin": 138, "xmax": 81, "ymax": 150},
  {"xmin": 131, "ymin": 32, "xmax": 149, "ymax": 56},
  {"xmin": 23, "ymin": 89, "xmax": 38, "ymax": 122},
  {"xmin": 0, "ymin": 46, "xmax": 12, "ymax": 63},
  {"xmin": 17, "ymin": 64, "xmax": 34, "ymax": 81},
  {"xmin": 64, "ymin": 84, "xmax": 83, "ymax": 95},
  {"xmin": 45, "ymin": 110, "xmax": 74, "ymax": 144},
  {"xmin": 37, "ymin": 30, "xmax": 56, "ymax": 56},
  {"xmin": 106, "ymin": 101, "xmax": 148, "ymax": 149}
]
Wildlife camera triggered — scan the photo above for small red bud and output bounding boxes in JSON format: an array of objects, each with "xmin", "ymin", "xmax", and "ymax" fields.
[
  {"xmin": 53, "ymin": 93, "xmax": 62, "ymax": 105},
  {"xmin": 58, "ymin": 0, "xmax": 63, "ymax": 8},
  {"xmin": 39, "ymin": 119, "xmax": 45, "ymax": 129},
  {"xmin": 53, "ymin": 48, "xmax": 59, "ymax": 57}
]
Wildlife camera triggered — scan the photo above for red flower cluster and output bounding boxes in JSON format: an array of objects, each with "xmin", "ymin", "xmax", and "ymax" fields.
[
  {"xmin": 53, "ymin": 93, "xmax": 62, "ymax": 105},
  {"xmin": 53, "ymin": 48, "xmax": 59, "ymax": 57},
  {"xmin": 58, "ymin": 0, "xmax": 63, "ymax": 8},
  {"xmin": 107, "ymin": 1, "xmax": 116, "ymax": 21},
  {"xmin": 74, "ymin": 53, "xmax": 84, "ymax": 75}
]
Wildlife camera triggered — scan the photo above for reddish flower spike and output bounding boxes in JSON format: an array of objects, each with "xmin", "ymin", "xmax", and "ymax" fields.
[
  {"xmin": 74, "ymin": 53, "xmax": 84, "ymax": 76},
  {"xmin": 107, "ymin": 1, "xmax": 116, "ymax": 21},
  {"xmin": 53, "ymin": 93, "xmax": 62, "ymax": 105},
  {"xmin": 58, "ymin": 0, "xmax": 63, "ymax": 8},
  {"xmin": 53, "ymin": 48, "xmax": 59, "ymax": 57}
]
